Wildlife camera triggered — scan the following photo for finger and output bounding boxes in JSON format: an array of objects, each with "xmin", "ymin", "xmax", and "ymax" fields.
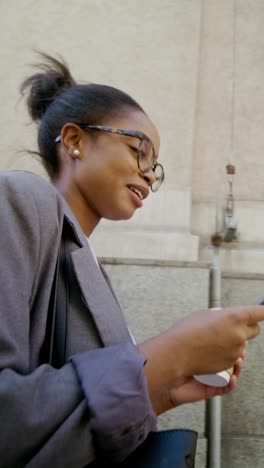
[
  {"xmin": 227, "ymin": 305, "xmax": 264, "ymax": 325},
  {"xmin": 225, "ymin": 374, "xmax": 238, "ymax": 393},
  {"xmin": 247, "ymin": 323, "xmax": 261, "ymax": 340},
  {"xmin": 211, "ymin": 375, "xmax": 238, "ymax": 396},
  {"xmin": 244, "ymin": 305, "xmax": 264, "ymax": 325},
  {"xmin": 233, "ymin": 356, "xmax": 243, "ymax": 378}
]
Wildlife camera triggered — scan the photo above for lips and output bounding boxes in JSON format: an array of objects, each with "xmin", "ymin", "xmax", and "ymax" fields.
[{"xmin": 127, "ymin": 184, "xmax": 149, "ymax": 201}]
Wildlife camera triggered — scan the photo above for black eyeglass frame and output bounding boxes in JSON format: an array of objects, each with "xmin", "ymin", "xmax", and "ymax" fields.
[{"xmin": 55, "ymin": 124, "xmax": 164, "ymax": 191}]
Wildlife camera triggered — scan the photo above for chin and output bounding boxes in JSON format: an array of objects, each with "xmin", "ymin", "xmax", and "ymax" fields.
[{"xmin": 106, "ymin": 207, "xmax": 136, "ymax": 221}]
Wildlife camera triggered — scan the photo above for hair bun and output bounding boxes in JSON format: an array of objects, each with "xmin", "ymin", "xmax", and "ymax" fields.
[{"xmin": 20, "ymin": 51, "xmax": 75, "ymax": 122}]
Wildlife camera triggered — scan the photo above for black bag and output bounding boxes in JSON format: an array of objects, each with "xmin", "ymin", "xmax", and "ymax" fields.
[
  {"xmin": 90, "ymin": 429, "xmax": 198, "ymax": 467},
  {"xmin": 120, "ymin": 429, "xmax": 197, "ymax": 467},
  {"xmin": 42, "ymin": 239, "xmax": 198, "ymax": 468}
]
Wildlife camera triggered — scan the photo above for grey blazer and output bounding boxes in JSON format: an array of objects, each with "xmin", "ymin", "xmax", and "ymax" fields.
[{"xmin": 0, "ymin": 171, "xmax": 156, "ymax": 468}]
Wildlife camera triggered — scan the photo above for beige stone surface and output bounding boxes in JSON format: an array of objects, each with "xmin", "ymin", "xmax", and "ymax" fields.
[
  {"xmin": 200, "ymin": 244, "xmax": 264, "ymax": 275},
  {"xmin": 103, "ymin": 261, "xmax": 264, "ymax": 467},
  {"xmin": 2, "ymin": 1, "xmax": 264, "ymax": 269},
  {"xmin": 0, "ymin": 0, "xmax": 203, "ymax": 261},
  {"xmin": 2, "ymin": 4, "xmax": 264, "ymax": 466},
  {"xmin": 221, "ymin": 275, "xmax": 264, "ymax": 467},
  {"xmin": 221, "ymin": 277, "xmax": 264, "ymax": 435},
  {"xmin": 103, "ymin": 261, "xmax": 210, "ymax": 438},
  {"xmin": 194, "ymin": 438, "xmax": 207, "ymax": 468},
  {"xmin": 221, "ymin": 438, "xmax": 264, "ymax": 468},
  {"xmin": 0, "ymin": 0, "xmax": 201, "ymax": 186},
  {"xmin": 191, "ymin": 0, "xmax": 264, "ymax": 271},
  {"xmin": 192, "ymin": 0, "xmax": 264, "ymax": 202}
]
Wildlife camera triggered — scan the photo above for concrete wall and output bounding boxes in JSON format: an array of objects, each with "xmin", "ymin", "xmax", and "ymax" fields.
[
  {"xmin": 0, "ymin": 0, "xmax": 201, "ymax": 261},
  {"xmin": 103, "ymin": 259, "xmax": 210, "ymax": 468},
  {"xmin": 192, "ymin": 0, "xmax": 264, "ymax": 275},
  {"xmin": 103, "ymin": 259, "xmax": 264, "ymax": 468},
  {"xmin": 0, "ymin": 0, "xmax": 264, "ymax": 273},
  {"xmin": 221, "ymin": 274, "xmax": 264, "ymax": 468},
  {"xmin": 1, "ymin": 1, "xmax": 264, "ymax": 465},
  {"xmin": 2, "ymin": 1, "xmax": 264, "ymax": 272}
]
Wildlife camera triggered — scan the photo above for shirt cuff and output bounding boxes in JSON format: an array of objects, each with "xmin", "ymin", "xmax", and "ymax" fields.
[{"xmin": 70, "ymin": 342, "xmax": 157, "ymax": 462}]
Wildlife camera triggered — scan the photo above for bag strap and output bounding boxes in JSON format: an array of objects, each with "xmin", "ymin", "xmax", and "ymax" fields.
[{"xmin": 40, "ymin": 236, "xmax": 69, "ymax": 368}]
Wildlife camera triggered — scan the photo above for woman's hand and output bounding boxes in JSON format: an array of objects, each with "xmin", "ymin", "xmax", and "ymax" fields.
[
  {"xmin": 139, "ymin": 305, "xmax": 264, "ymax": 415},
  {"xmin": 151, "ymin": 353, "xmax": 244, "ymax": 415},
  {"xmin": 168, "ymin": 353, "xmax": 244, "ymax": 408},
  {"xmin": 167, "ymin": 306, "xmax": 262, "ymax": 376}
]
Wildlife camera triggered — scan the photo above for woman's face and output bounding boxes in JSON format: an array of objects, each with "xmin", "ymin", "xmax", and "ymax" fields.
[{"xmin": 64, "ymin": 110, "xmax": 160, "ymax": 233}]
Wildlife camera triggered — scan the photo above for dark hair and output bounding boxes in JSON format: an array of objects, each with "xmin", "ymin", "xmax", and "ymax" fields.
[{"xmin": 20, "ymin": 52, "xmax": 145, "ymax": 177}]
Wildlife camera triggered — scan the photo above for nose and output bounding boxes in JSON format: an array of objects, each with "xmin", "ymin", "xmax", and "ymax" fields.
[{"xmin": 139, "ymin": 167, "xmax": 156, "ymax": 187}]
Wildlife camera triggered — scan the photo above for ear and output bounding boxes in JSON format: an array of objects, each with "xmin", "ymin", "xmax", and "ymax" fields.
[{"xmin": 60, "ymin": 123, "xmax": 84, "ymax": 159}]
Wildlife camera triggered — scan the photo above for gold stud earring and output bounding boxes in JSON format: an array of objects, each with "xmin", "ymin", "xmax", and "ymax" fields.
[{"xmin": 73, "ymin": 149, "xmax": 80, "ymax": 156}]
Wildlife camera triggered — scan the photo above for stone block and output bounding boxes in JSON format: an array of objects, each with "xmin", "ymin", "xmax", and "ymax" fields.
[
  {"xmin": 221, "ymin": 437, "xmax": 264, "ymax": 468},
  {"xmin": 221, "ymin": 277, "xmax": 264, "ymax": 435},
  {"xmin": 103, "ymin": 261, "xmax": 210, "ymax": 437}
]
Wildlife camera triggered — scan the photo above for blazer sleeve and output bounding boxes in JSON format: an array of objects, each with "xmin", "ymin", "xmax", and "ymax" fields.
[{"xmin": 0, "ymin": 172, "xmax": 156, "ymax": 468}]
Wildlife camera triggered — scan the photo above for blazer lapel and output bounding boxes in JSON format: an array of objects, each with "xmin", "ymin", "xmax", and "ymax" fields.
[
  {"xmin": 71, "ymin": 246, "xmax": 132, "ymax": 347},
  {"xmin": 60, "ymin": 195, "xmax": 132, "ymax": 347}
]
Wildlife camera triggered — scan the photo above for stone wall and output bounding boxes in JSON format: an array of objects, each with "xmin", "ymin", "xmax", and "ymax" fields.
[
  {"xmin": 1, "ymin": 1, "xmax": 264, "ymax": 465},
  {"xmin": 221, "ymin": 274, "xmax": 264, "ymax": 468},
  {"xmin": 1, "ymin": 1, "xmax": 264, "ymax": 271},
  {"xmin": 103, "ymin": 259, "xmax": 264, "ymax": 468},
  {"xmin": 103, "ymin": 259, "xmax": 210, "ymax": 468}
]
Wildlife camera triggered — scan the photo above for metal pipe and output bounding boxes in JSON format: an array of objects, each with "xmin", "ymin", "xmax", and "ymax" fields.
[
  {"xmin": 207, "ymin": 246, "xmax": 222, "ymax": 468},
  {"xmin": 210, "ymin": 247, "xmax": 221, "ymax": 309},
  {"xmin": 208, "ymin": 396, "xmax": 222, "ymax": 468}
]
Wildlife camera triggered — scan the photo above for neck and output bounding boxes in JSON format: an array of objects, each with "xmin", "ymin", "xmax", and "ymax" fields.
[{"xmin": 53, "ymin": 179, "xmax": 100, "ymax": 237}]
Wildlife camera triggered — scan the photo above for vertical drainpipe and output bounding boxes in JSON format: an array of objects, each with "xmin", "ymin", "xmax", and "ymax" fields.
[{"xmin": 207, "ymin": 245, "xmax": 222, "ymax": 468}]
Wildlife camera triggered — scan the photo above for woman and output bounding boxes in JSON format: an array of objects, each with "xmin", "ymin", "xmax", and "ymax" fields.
[{"xmin": 0, "ymin": 53, "xmax": 263, "ymax": 467}]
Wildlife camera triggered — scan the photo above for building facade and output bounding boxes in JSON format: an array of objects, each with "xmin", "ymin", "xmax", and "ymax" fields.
[{"xmin": 1, "ymin": 1, "xmax": 264, "ymax": 466}]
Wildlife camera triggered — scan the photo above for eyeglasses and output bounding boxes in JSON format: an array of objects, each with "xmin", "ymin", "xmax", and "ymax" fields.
[{"xmin": 55, "ymin": 124, "xmax": 164, "ymax": 192}]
